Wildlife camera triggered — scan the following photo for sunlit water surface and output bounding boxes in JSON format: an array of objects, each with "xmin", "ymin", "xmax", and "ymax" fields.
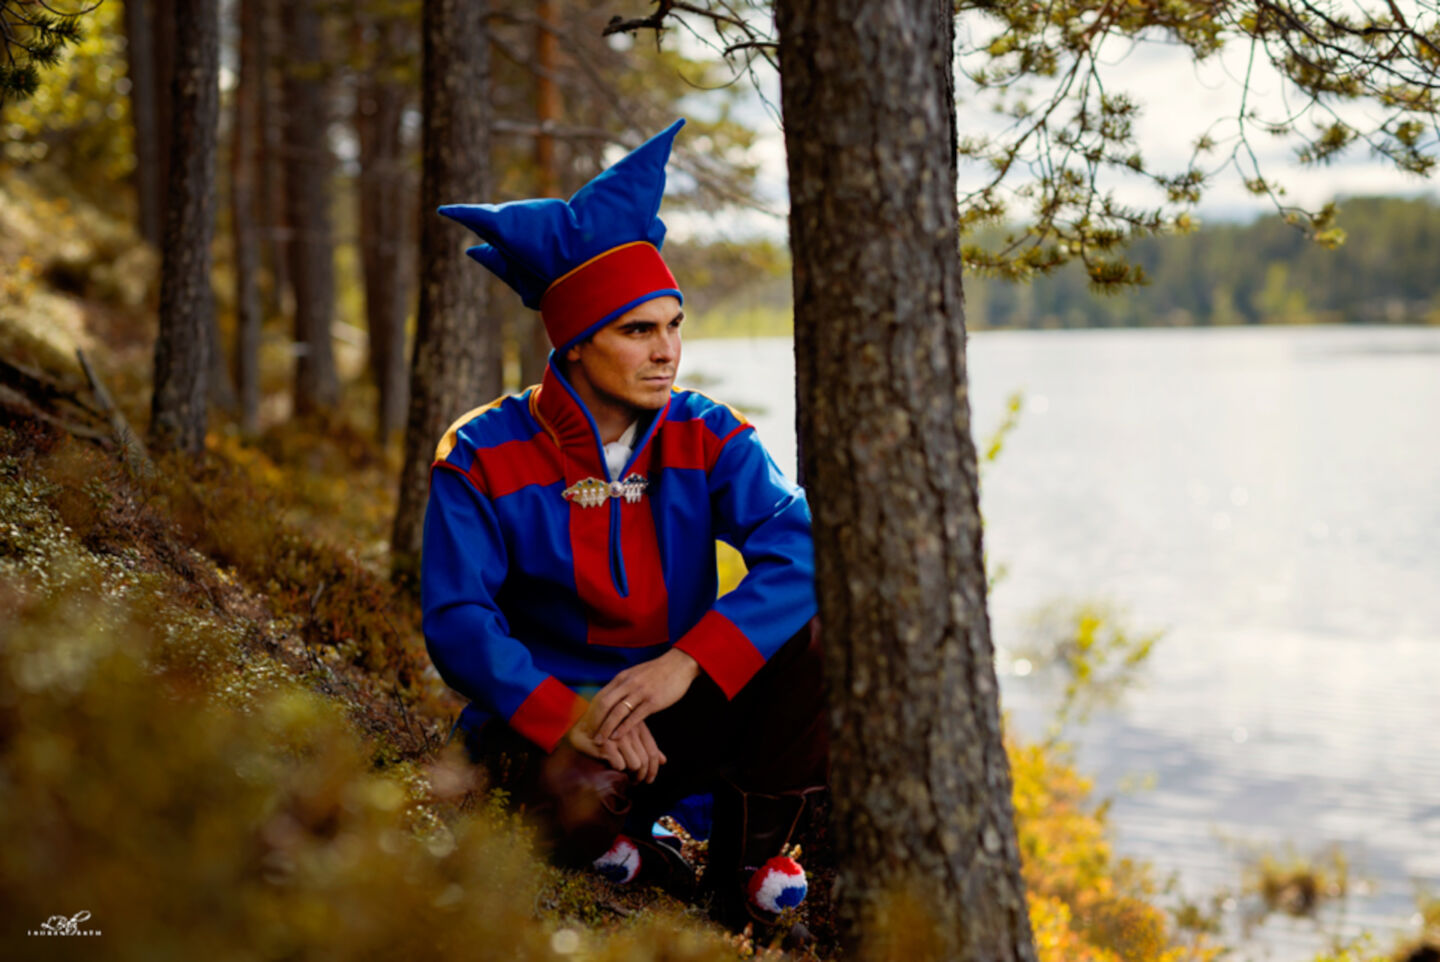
[{"xmin": 684, "ymin": 325, "xmax": 1440, "ymax": 959}]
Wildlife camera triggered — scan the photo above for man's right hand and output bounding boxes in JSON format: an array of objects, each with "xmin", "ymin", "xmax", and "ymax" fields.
[{"xmin": 568, "ymin": 717, "xmax": 665, "ymax": 784}]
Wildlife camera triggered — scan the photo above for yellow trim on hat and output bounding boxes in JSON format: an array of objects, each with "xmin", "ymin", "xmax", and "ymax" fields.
[{"xmin": 541, "ymin": 240, "xmax": 654, "ymax": 299}]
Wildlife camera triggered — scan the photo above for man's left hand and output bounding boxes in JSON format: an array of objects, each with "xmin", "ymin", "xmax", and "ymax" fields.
[{"xmin": 590, "ymin": 648, "xmax": 701, "ymax": 745}]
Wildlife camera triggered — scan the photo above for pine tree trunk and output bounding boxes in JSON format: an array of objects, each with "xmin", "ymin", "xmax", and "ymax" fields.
[
  {"xmin": 152, "ymin": 0, "xmax": 177, "ymax": 198},
  {"xmin": 776, "ymin": 1, "xmax": 1038, "ymax": 957},
  {"xmin": 519, "ymin": 0, "xmax": 562, "ymax": 384},
  {"xmin": 391, "ymin": 0, "xmax": 497, "ymax": 583},
  {"xmin": 150, "ymin": 0, "xmax": 219, "ymax": 455},
  {"xmin": 257, "ymin": 0, "xmax": 288, "ymax": 322},
  {"xmin": 207, "ymin": 295, "xmax": 238, "ymax": 412},
  {"xmin": 122, "ymin": 0, "xmax": 162, "ymax": 248},
  {"xmin": 232, "ymin": 0, "xmax": 264, "ymax": 435},
  {"xmin": 281, "ymin": 0, "xmax": 339, "ymax": 417},
  {"xmin": 356, "ymin": 17, "xmax": 411, "ymax": 446}
]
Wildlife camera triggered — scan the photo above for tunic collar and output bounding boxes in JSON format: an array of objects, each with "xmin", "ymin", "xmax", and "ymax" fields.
[{"xmin": 531, "ymin": 356, "xmax": 670, "ymax": 480}]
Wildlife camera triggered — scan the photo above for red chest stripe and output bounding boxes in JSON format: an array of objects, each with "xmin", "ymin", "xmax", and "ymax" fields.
[{"xmin": 566, "ymin": 441, "xmax": 669, "ymax": 648}]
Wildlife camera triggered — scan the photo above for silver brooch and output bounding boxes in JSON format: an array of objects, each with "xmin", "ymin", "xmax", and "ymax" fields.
[{"xmin": 561, "ymin": 473, "xmax": 649, "ymax": 508}]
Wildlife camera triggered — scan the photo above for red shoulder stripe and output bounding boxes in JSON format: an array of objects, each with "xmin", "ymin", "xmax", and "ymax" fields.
[
  {"xmin": 657, "ymin": 418, "xmax": 753, "ymax": 473},
  {"xmin": 468, "ymin": 434, "xmax": 564, "ymax": 499}
]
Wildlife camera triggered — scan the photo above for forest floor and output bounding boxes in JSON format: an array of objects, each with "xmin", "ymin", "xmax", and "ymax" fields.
[{"xmin": 4, "ymin": 172, "xmax": 1425, "ymax": 961}]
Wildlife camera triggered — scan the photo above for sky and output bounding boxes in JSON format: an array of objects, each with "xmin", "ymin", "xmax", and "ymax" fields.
[{"xmin": 662, "ymin": 15, "xmax": 1440, "ymax": 243}]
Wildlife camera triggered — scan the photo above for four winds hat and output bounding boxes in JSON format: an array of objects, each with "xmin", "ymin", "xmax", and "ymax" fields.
[{"xmin": 438, "ymin": 119, "xmax": 686, "ymax": 352}]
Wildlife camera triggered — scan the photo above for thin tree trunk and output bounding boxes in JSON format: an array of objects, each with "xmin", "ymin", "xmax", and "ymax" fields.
[
  {"xmin": 153, "ymin": 0, "xmax": 177, "ymax": 199},
  {"xmin": 151, "ymin": 0, "xmax": 219, "ymax": 455},
  {"xmin": 257, "ymin": 0, "xmax": 287, "ymax": 321},
  {"xmin": 232, "ymin": 0, "xmax": 263, "ymax": 435},
  {"xmin": 777, "ymin": 0, "xmax": 1038, "ymax": 958},
  {"xmin": 356, "ymin": 17, "xmax": 411, "ymax": 446},
  {"xmin": 519, "ymin": 0, "xmax": 562, "ymax": 385},
  {"xmin": 281, "ymin": 0, "xmax": 339, "ymax": 416},
  {"xmin": 122, "ymin": 0, "xmax": 162, "ymax": 248},
  {"xmin": 392, "ymin": 0, "xmax": 497, "ymax": 584},
  {"xmin": 208, "ymin": 296, "xmax": 237, "ymax": 412}
]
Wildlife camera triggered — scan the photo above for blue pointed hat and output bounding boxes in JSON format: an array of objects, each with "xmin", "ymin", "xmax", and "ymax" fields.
[{"xmin": 438, "ymin": 119, "xmax": 686, "ymax": 350}]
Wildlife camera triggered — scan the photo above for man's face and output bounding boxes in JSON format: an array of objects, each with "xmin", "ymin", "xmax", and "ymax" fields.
[{"xmin": 565, "ymin": 295, "xmax": 683, "ymax": 419}]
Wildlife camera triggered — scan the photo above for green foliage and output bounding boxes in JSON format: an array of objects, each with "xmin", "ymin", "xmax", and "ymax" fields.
[
  {"xmin": 1, "ymin": 1, "xmax": 133, "ymax": 210},
  {"xmin": 966, "ymin": 195, "xmax": 1440, "ymax": 328},
  {"xmin": 1018, "ymin": 600, "xmax": 1163, "ymax": 735},
  {"xmin": 983, "ymin": 391, "xmax": 1025, "ymax": 466},
  {"xmin": 0, "ymin": 0, "xmax": 90, "ymax": 105},
  {"xmin": 951, "ymin": 0, "xmax": 1440, "ymax": 280},
  {"xmin": 643, "ymin": 1, "xmax": 1440, "ymax": 285}
]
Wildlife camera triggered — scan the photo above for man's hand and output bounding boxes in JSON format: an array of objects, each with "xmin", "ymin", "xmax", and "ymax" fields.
[
  {"xmin": 590, "ymin": 648, "xmax": 701, "ymax": 745},
  {"xmin": 567, "ymin": 716, "xmax": 666, "ymax": 783}
]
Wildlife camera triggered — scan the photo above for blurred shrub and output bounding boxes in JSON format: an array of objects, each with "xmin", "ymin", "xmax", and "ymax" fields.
[
  {"xmin": 1, "ymin": 531, "xmax": 561, "ymax": 959},
  {"xmin": 1011, "ymin": 740, "xmax": 1222, "ymax": 962},
  {"xmin": 1227, "ymin": 841, "xmax": 1352, "ymax": 929},
  {"xmin": 0, "ymin": 172, "xmax": 156, "ymax": 326},
  {"xmin": 1, "ymin": 420, "xmax": 751, "ymax": 962}
]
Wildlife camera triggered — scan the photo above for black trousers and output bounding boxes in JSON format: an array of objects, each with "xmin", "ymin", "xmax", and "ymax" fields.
[{"xmin": 462, "ymin": 619, "xmax": 827, "ymax": 865}]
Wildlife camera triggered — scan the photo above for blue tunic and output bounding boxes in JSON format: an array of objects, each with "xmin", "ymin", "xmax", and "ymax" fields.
[{"xmin": 421, "ymin": 358, "xmax": 817, "ymax": 751}]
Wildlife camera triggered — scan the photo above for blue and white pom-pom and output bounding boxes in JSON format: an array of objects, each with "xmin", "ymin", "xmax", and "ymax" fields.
[
  {"xmin": 746, "ymin": 856, "xmax": 807, "ymax": 913},
  {"xmin": 592, "ymin": 835, "xmax": 642, "ymax": 884}
]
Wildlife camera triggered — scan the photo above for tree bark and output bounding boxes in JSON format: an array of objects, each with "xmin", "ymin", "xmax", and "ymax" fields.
[
  {"xmin": 153, "ymin": 0, "xmax": 177, "ymax": 200},
  {"xmin": 150, "ymin": 0, "xmax": 219, "ymax": 456},
  {"xmin": 122, "ymin": 0, "xmax": 162, "ymax": 248},
  {"xmin": 776, "ymin": 1, "xmax": 1038, "ymax": 958},
  {"xmin": 232, "ymin": 0, "xmax": 264, "ymax": 435},
  {"xmin": 356, "ymin": 16, "xmax": 412, "ymax": 446},
  {"xmin": 517, "ymin": 0, "xmax": 563, "ymax": 386},
  {"xmin": 281, "ymin": 0, "xmax": 340, "ymax": 417},
  {"xmin": 257, "ymin": 0, "xmax": 288, "ymax": 322},
  {"xmin": 391, "ymin": 0, "xmax": 497, "ymax": 583}
]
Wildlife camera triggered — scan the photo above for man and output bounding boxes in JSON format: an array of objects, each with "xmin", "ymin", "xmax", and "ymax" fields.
[{"xmin": 421, "ymin": 120, "xmax": 825, "ymax": 926}]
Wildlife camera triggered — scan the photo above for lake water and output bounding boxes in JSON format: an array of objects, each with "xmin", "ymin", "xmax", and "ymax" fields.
[{"xmin": 684, "ymin": 325, "xmax": 1440, "ymax": 959}]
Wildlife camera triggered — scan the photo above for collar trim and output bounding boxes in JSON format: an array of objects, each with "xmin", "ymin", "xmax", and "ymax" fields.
[{"xmin": 532, "ymin": 357, "xmax": 671, "ymax": 479}]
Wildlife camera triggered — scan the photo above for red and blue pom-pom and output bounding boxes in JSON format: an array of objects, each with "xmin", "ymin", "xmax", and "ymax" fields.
[
  {"xmin": 592, "ymin": 835, "xmax": 641, "ymax": 884},
  {"xmin": 746, "ymin": 856, "xmax": 807, "ymax": 913}
]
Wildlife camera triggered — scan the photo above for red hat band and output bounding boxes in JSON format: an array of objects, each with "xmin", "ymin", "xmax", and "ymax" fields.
[{"xmin": 540, "ymin": 242, "xmax": 681, "ymax": 351}]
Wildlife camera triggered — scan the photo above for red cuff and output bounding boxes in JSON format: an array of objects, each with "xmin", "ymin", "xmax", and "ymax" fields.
[
  {"xmin": 508, "ymin": 677, "xmax": 588, "ymax": 752},
  {"xmin": 674, "ymin": 610, "xmax": 766, "ymax": 700}
]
